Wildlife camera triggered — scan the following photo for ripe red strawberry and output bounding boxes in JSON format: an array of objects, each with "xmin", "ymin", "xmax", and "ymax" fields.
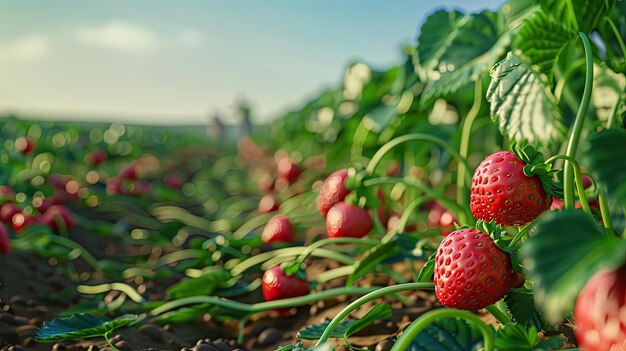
[
  {"xmin": 85, "ymin": 149, "xmax": 108, "ymax": 167},
  {"xmin": 470, "ymin": 151, "xmax": 550, "ymax": 226},
  {"xmin": 0, "ymin": 223, "xmax": 10, "ymax": 253},
  {"xmin": 326, "ymin": 202, "xmax": 372, "ymax": 238},
  {"xmin": 262, "ymin": 265, "xmax": 310, "ymax": 314},
  {"xmin": 0, "ymin": 202, "xmax": 20, "ymax": 223},
  {"xmin": 434, "ymin": 227, "xmax": 515, "ymax": 310},
  {"xmin": 11, "ymin": 212, "xmax": 39, "ymax": 233},
  {"xmin": 258, "ymin": 194, "xmax": 280, "ymax": 214},
  {"xmin": 316, "ymin": 169, "xmax": 350, "ymax": 218},
  {"xmin": 14, "ymin": 137, "xmax": 35, "ymax": 154},
  {"xmin": 277, "ymin": 156, "xmax": 301, "ymax": 183},
  {"xmin": 574, "ymin": 266, "xmax": 626, "ymax": 351},
  {"xmin": 120, "ymin": 164, "xmax": 139, "ymax": 180},
  {"xmin": 426, "ymin": 200, "xmax": 457, "ymax": 236},
  {"xmin": 41, "ymin": 205, "xmax": 77, "ymax": 233},
  {"xmin": 261, "ymin": 214, "xmax": 294, "ymax": 243}
]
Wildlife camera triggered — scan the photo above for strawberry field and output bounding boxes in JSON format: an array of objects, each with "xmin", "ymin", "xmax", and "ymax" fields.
[{"xmin": 1, "ymin": 1, "xmax": 626, "ymax": 350}]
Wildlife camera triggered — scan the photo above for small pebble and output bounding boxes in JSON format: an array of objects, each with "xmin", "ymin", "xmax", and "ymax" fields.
[
  {"xmin": 114, "ymin": 340, "xmax": 131, "ymax": 350},
  {"xmin": 52, "ymin": 343, "xmax": 66, "ymax": 351},
  {"xmin": 21, "ymin": 336, "xmax": 34, "ymax": 347},
  {"xmin": 9, "ymin": 295, "xmax": 25, "ymax": 306},
  {"xmin": 257, "ymin": 328, "xmax": 281, "ymax": 346},
  {"xmin": 9, "ymin": 346, "xmax": 25, "ymax": 351},
  {"xmin": 192, "ymin": 344, "xmax": 218, "ymax": 351},
  {"xmin": 0, "ymin": 313, "xmax": 20, "ymax": 325},
  {"xmin": 87, "ymin": 345, "xmax": 100, "ymax": 351},
  {"xmin": 138, "ymin": 324, "xmax": 163, "ymax": 341},
  {"xmin": 163, "ymin": 324, "xmax": 175, "ymax": 332},
  {"xmin": 108, "ymin": 334, "xmax": 124, "ymax": 344},
  {"xmin": 212, "ymin": 340, "xmax": 229, "ymax": 351},
  {"xmin": 375, "ymin": 339, "xmax": 394, "ymax": 351}
]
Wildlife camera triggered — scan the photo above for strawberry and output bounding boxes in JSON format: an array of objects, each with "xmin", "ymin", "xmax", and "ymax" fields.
[
  {"xmin": 0, "ymin": 202, "xmax": 20, "ymax": 223},
  {"xmin": 316, "ymin": 169, "xmax": 350, "ymax": 218},
  {"xmin": 426, "ymin": 200, "xmax": 457, "ymax": 236},
  {"xmin": 11, "ymin": 212, "xmax": 39, "ymax": 233},
  {"xmin": 14, "ymin": 137, "xmax": 35, "ymax": 154},
  {"xmin": 574, "ymin": 266, "xmax": 626, "ymax": 351},
  {"xmin": 120, "ymin": 164, "xmax": 139, "ymax": 180},
  {"xmin": 326, "ymin": 202, "xmax": 372, "ymax": 238},
  {"xmin": 434, "ymin": 227, "xmax": 515, "ymax": 310},
  {"xmin": 258, "ymin": 194, "xmax": 280, "ymax": 214},
  {"xmin": 262, "ymin": 265, "xmax": 310, "ymax": 314},
  {"xmin": 277, "ymin": 156, "xmax": 301, "ymax": 184},
  {"xmin": 85, "ymin": 149, "xmax": 108, "ymax": 167},
  {"xmin": 261, "ymin": 214, "xmax": 294, "ymax": 243},
  {"xmin": 41, "ymin": 205, "xmax": 77, "ymax": 233},
  {"xmin": 0, "ymin": 223, "xmax": 10, "ymax": 253},
  {"xmin": 470, "ymin": 151, "xmax": 550, "ymax": 226}
]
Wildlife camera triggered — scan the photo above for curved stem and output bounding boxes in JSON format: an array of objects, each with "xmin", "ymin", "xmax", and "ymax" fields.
[
  {"xmin": 77, "ymin": 283, "xmax": 145, "ymax": 303},
  {"xmin": 457, "ymin": 79, "xmax": 483, "ymax": 209},
  {"xmin": 365, "ymin": 134, "xmax": 471, "ymax": 183},
  {"xmin": 381, "ymin": 195, "xmax": 432, "ymax": 244},
  {"xmin": 364, "ymin": 177, "xmax": 470, "ymax": 225},
  {"xmin": 508, "ymin": 223, "xmax": 532, "ymax": 248},
  {"xmin": 316, "ymin": 266, "xmax": 355, "ymax": 283},
  {"xmin": 47, "ymin": 235, "xmax": 101, "ymax": 273},
  {"xmin": 598, "ymin": 191, "xmax": 615, "ymax": 237},
  {"xmin": 104, "ymin": 331, "xmax": 121, "ymax": 351},
  {"xmin": 150, "ymin": 286, "xmax": 379, "ymax": 317},
  {"xmin": 293, "ymin": 237, "xmax": 379, "ymax": 267},
  {"xmin": 606, "ymin": 18, "xmax": 626, "ymax": 60},
  {"xmin": 563, "ymin": 32, "xmax": 593, "ymax": 209},
  {"xmin": 370, "ymin": 208, "xmax": 387, "ymax": 236},
  {"xmin": 545, "ymin": 155, "xmax": 592, "ymax": 215},
  {"xmin": 390, "ymin": 309, "xmax": 495, "ymax": 351},
  {"xmin": 315, "ymin": 282, "xmax": 435, "ymax": 346}
]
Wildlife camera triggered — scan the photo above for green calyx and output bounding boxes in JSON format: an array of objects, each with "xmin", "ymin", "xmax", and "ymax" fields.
[
  {"xmin": 511, "ymin": 142, "xmax": 563, "ymax": 198},
  {"xmin": 475, "ymin": 219, "xmax": 523, "ymax": 273},
  {"xmin": 280, "ymin": 261, "xmax": 308, "ymax": 281},
  {"xmin": 344, "ymin": 167, "xmax": 381, "ymax": 209}
]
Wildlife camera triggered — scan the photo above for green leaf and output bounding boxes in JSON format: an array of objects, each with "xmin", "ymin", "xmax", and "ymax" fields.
[
  {"xmin": 582, "ymin": 128, "xmax": 626, "ymax": 208},
  {"xmin": 520, "ymin": 210, "xmax": 626, "ymax": 323},
  {"xmin": 416, "ymin": 9, "xmax": 466, "ymax": 80},
  {"xmin": 345, "ymin": 304, "xmax": 392, "ymax": 337},
  {"xmin": 422, "ymin": 10, "xmax": 511, "ymax": 100},
  {"xmin": 515, "ymin": 12, "xmax": 576, "ymax": 80},
  {"xmin": 165, "ymin": 267, "xmax": 231, "ymax": 299},
  {"xmin": 503, "ymin": 288, "xmax": 544, "ymax": 330},
  {"xmin": 296, "ymin": 319, "xmax": 355, "ymax": 340},
  {"xmin": 535, "ymin": 0, "xmax": 616, "ymax": 32},
  {"xmin": 35, "ymin": 313, "xmax": 138, "ymax": 343},
  {"xmin": 486, "ymin": 52, "xmax": 566, "ymax": 146},
  {"xmin": 153, "ymin": 304, "xmax": 209, "ymax": 325},
  {"xmin": 417, "ymin": 254, "xmax": 435, "ymax": 283},
  {"xmin": 408, "ymin": 318, "xmax": 487, "ymax": 350},
  {"xmin": 495, "ymin": 323, "xmax": 563, "ymax": 350}
]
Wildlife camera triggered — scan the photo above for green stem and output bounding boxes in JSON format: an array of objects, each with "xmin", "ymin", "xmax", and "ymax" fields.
[
  {"xmin": 150, "ymin": 286, "xmax": 379, "ymax": 317},
  {"xmin": 364, "ymin": 177, "xmax": 470, "ymax": 225},
  {"xmin": 48, "ymin": 235, "xmax": 101, "ymax": 273},
  {"xmin": 457, "ymin": 79, "xmax": 483, "ymax": 209},
  {"xmin": 508, "ymin": 223, "xmax": 532, "ymax": 248},
  {"xmin": 315, "ymin": 282, "xmax": 435, "ymax": 346},
  {"xmin": 485, "ymin": 302, "xmax": 512, "ymax": 325},
  {"xmin": 598, "ymin": 191, "xmax": 615, "ymax": 237},
  {"xmin": 545, "ymin": 155, "xmax": 592, "ymax": 215},
  {"xmin": 365, "ymin": 134, "xmax": 471, "ymax": 183},
  {"xmin": 77, "ymin": 283, "xmax": 145, "ymax": 303},
  {"xmin": 293, "ymin": 237, "xmax": 379, "ymax": 267},
  {"xmin": 316, "ymin": 266, "xmax": 355, "ymax": 283},
  {"xmin": 104, "ymin": 331, "xmax": 121, "ymax": 351},
  {"xmin": 390, "ymin": 309, "xmax": 495, "ymax": 351},
  {"xmin": 381, "ymin": 196, "xmax": 432, "ymax": 244},
  {"xmin": 563, "ymin": 32, "xmax": 593, "ymax": 209},
  {"xmin": 370, "ymin": 208, "xmax": 387, "ymax": 236},
  {"xmin": 606, "ymin": 18, "xmax": 626, "ymax": 60}
]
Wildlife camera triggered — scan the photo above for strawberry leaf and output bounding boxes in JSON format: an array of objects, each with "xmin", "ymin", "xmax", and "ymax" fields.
[
  {"xmin": 345, "ymin": 304, "xmax": 392, "ymax": 338},
  {"xmin": 582, "ymin": 128, "xmax": 626, "ymax": 209},
  {"xmin": 520, "ymin": 210, "xmax": 626, "ymax": 323},
  {"xmin": 487, "ymin": 53, "xmax": 566, "ymax": 147},
  {"xmin": 495, "ymin": 323, "xmax": 563, "ymax": 350},
  {"xmin": 503, "ymin": 288, "xmax": 545, "ymax": 330},
  {"xmin": 297, "ymin": 320, "xmax": 355, "ymax": 340},
  {"xmin": 514, "ymin": 11, "xmax": 576, "ymax": 80},
  {"xmin": 407, "ymin": 318, "xmax": 488, "ymax": 350},
  {"xmin": 35, "ymin": 313, "xmax": 138, "ymax": 343},
  {"xmin": 165, "ymin": 267, "xmax": 231, "ymax": 299}
]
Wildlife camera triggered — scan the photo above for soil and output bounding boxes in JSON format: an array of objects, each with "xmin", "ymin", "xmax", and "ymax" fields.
[{"xmin": 0, "ymin": 213, "xmax": 578, "ymax": 351}]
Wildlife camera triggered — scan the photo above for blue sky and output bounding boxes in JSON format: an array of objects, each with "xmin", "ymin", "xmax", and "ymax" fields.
[{"xmin": 0, "ymin": 1, "xmax": 501, "ymax": 124}]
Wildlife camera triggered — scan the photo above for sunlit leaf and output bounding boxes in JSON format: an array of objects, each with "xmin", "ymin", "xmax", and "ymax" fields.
[
  {"xmin": 495, "ymin": 323, "xmax": 563, "ymax": 350},
  {"xmin": 486, "ymin": 52, "xmax": 566, "ymax": 146},
  {"xmin": 297, "ymin": 320, "xmax": 355, "ymax": 340},
  {"xmin": 503, "ymin": 287, "xmax": 544, "ymax": 330},
  {"xmin": 35, "ymin": 313, "xmax": 138, "ymax": 343},
  {"xmin": 345, "ymin": 304, "xmax": 392, "ymax": 337},
  {"xmin": 535, "ymin": 0, "xmax": 616, "ymax": 32},
  {"xmin": 521, "ymin": 210, "xmax": 626, "ymax": 323},
  {"xmin": 515, "ymin": 12, "xmax": 576, "ymax": 79}
]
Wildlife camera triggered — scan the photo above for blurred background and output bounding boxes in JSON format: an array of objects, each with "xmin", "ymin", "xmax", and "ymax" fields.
[{"xmin": 0, "ymin": 0, "xmax": 500, "ymax": 126}]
